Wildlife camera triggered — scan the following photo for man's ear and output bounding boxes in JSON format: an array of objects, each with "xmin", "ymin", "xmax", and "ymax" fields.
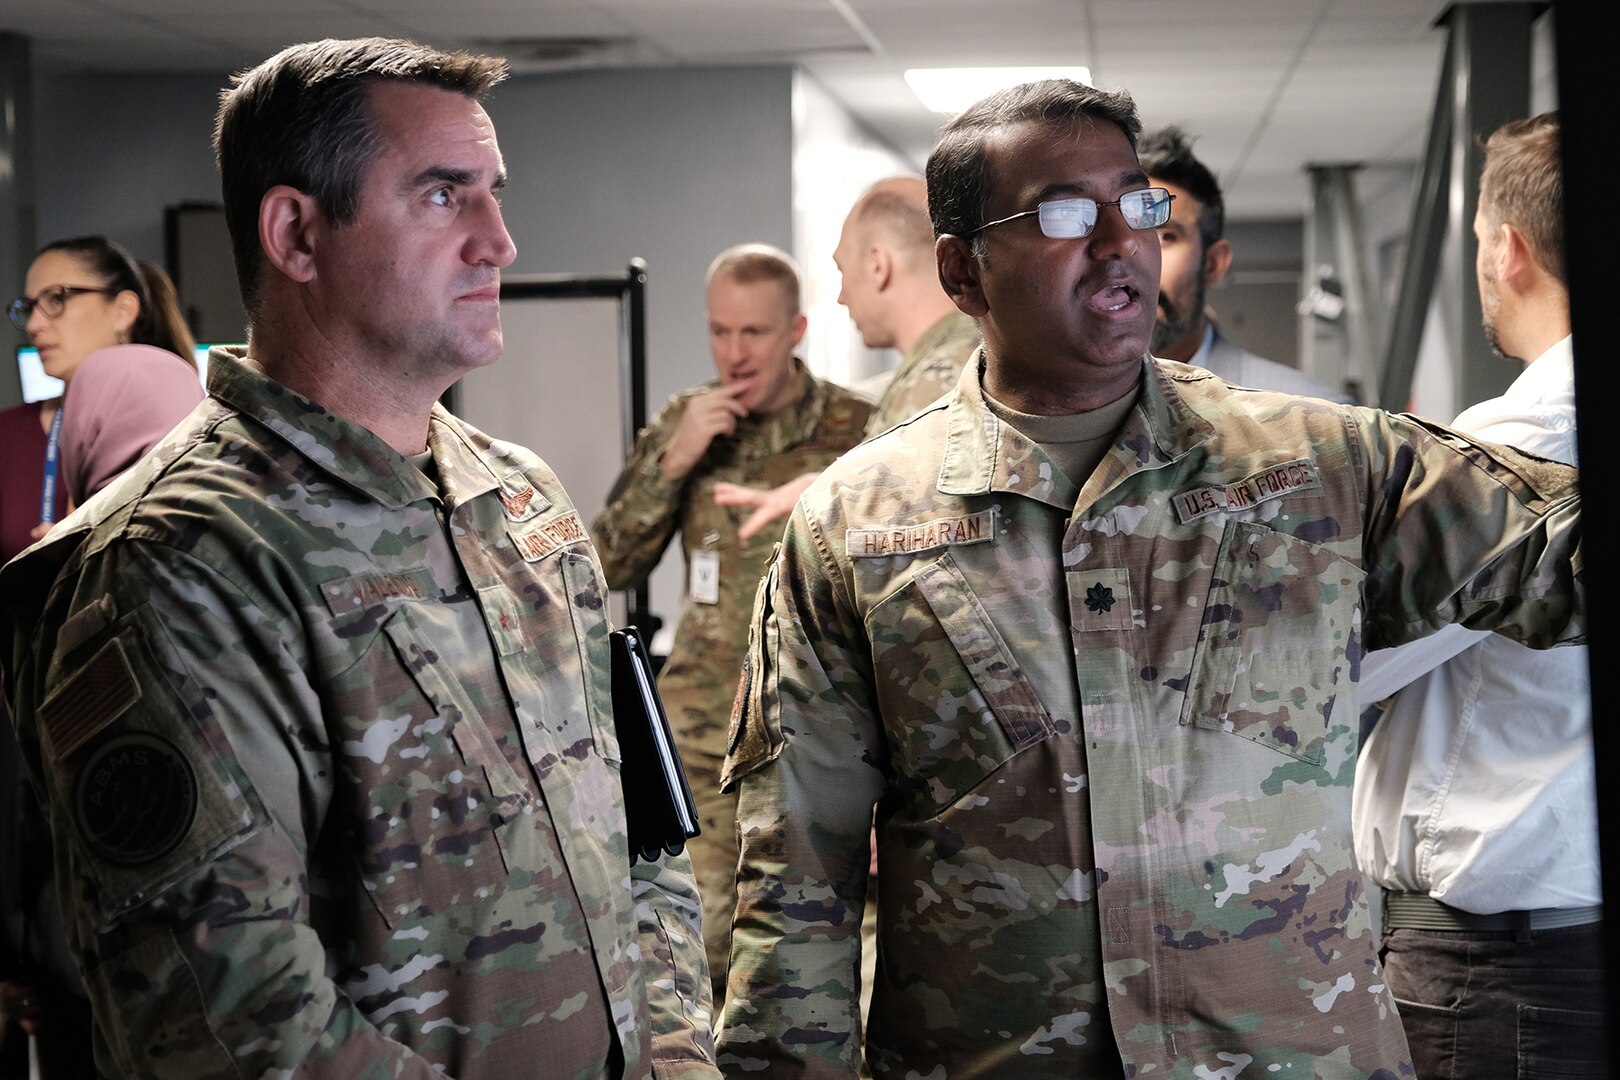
[
  {"xmin": 259, "ymin": 184, "xmax": 322, "ymax": 286},
  {"xmin": 869, "ymin": 244, "xmax": 894, "ymax": 292},
  {"xmin": 788, "ymin": 311, "xmax": 809, "ymax": 347},
  {"xmin": 1496, "ymin": 222, "xmax": 1541, "ymax": 291},
  {"xmin": 1203, "ymin": 237, "xmax": 1234, "ymax": 289},
  {"xmin": 936, "ymin": 235, "xmax": 988, "ymax": 317}
]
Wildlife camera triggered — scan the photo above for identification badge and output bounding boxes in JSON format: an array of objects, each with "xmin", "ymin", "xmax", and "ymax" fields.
[{"xmin": 690, "ymin": 549, "xmax": 720, "ymax": 605}]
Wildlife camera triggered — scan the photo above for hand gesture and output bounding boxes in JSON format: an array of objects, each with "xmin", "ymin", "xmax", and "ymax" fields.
[
  {"xmin": 660, "ymin": 383, "xmax": 749, "ymax": 480},
  {"xmin": 712, "ymin": 471, "xmax": 820, "ymax": 541}
]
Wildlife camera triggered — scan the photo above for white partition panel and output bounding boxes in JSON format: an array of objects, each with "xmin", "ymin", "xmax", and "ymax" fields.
[{"xmin": 455, "ymin": 293, "xmax": 682, "ymax": 642}]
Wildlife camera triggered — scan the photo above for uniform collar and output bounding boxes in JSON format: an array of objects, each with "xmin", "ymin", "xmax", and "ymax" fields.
[
  {"xmin": 206, "ymin": 347, "xmax": 448, "ymax": 510},
  {"xmin": 732, "ymin": 358, "xmax": 825, "ymax": 457},
  {"xmin": 936, "ymin": 350, "xmax": 1215, "ymax": 507},
  {"xmin": 905, "ymin": 309, "xmax": 980, "ymax": 364}
]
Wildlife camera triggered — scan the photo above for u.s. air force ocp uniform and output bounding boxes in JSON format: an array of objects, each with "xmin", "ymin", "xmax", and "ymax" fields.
[
  {"xmin": 591, "ymin": 362, "xmax": 872, "ymax": 1003},
  {"xmin": 716, "ymin": 354, "xmax": 1582, "ymax": 1078},
  {"xmin": 862, "ymin": 309, "xmax": 979, "ymax": 435},
  {"xmin": 0, "ymin": 350, "xmax": 718, "ymax": 1079}
]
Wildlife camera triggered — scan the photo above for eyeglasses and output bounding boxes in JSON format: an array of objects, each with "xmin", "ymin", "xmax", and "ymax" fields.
[
  {"xmin": 7, "ymin": 284, "xmax": 121, "ymax": 331},
  {"xmin": 969, "ymin": 187, "xmax": 1175, "ymax": 239}
]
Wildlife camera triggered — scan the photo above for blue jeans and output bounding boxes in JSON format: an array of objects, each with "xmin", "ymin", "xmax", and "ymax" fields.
[{"xmin": 1379, "ymin": 922, "xmax": 1608, "ymax": 1079}]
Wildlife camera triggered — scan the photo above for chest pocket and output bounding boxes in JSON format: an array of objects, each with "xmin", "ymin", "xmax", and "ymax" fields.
[
  {"xmin": 870, "ymin": 553, "xmax": 1054, "ymax": 818},
  {"xmin": 329, "ymin": 602, "xmax": 517, "ymax": 927},
  {"xmin": 557, "ymin": 551, "xmax": 621, "ymax": 765},
  {"xmin": 1180, "ymin": 521, "xmax": 1364, "ymax": 764}
]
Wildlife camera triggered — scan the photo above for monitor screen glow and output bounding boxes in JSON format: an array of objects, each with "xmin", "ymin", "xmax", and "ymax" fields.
[{"xmin": 14, "ymin": 344, "xmax": 222, "ymax": 403}]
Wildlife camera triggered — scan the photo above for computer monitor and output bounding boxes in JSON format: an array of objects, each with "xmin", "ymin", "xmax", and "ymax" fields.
[{"xmin": 14, "ymin": 344, "xmax": 224, "ymax": 403}]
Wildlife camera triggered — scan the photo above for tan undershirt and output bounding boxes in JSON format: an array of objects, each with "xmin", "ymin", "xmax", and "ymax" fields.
[{"xmin": 982, "ymin": 386, "xmax": 1140, "ymax": 488}]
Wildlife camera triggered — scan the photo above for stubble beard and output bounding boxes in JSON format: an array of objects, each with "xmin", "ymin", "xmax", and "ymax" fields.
[{"xmin": 1152, "ymin": 266, "xmax": 1208, "ymax": 355}]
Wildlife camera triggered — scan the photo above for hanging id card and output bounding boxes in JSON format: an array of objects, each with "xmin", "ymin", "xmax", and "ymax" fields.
[{"xmin": 689, "ymin": 549, "xmax": 720, "ymax": 605}]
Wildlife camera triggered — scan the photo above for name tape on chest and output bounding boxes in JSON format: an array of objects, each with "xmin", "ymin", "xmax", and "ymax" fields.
[
  {"xmin": 322, "ymin": 569, "xmax": 435, "ymax": 616},
  {"xmin": 1172, "ymin": 459, "xmax": 1320, "ymax": 524},
  {"xmin": 846, "ymin": 509, "xmax": 995, "ymax": 558},
  {"xmin": 512, "ymin": 510, "xmax": 587, "ymax": 562}
]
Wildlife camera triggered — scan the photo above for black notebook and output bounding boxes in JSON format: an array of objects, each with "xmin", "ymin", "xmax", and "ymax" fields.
[{"xmin": 609, "ymin": 626, "xmax": 701, "ymax": 865}]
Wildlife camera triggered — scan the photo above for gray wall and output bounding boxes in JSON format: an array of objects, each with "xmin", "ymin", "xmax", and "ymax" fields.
[
  {"xmin": 33, "ymin": 71, "xmax": 228, "ymax": 267},
  {"xmin": 1211, "ymin": 220, "xmax": 1305, "ymax": 370},
  {"xmin": 488, "ymin": 65, "xmax": 794, "ymax": 415}
]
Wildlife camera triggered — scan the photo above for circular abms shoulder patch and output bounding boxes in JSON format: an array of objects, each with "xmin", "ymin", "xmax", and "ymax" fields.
[{"xmin": 76, "ymin": 732, "xmax": 199, "ymax": 866}]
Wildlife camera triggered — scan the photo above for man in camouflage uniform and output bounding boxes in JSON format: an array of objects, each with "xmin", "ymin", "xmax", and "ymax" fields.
[
  {"xmin": 716, "ymin": 80, "xmax": 1582, "ymax": 1078},
  {"xmin": 706, "ymin": 178, "xmax": 980, "ymax": 543},
  {"xmin": 1, "ymin": 38, "xmax": 717, "ymax": 1079},
  {"xmin": 836, "ymin": 176, "xmax": 981, "ymax": 433},
  {"xmin": 590, "ymin": 245, "xmax": 872, "ymax": 1008}
]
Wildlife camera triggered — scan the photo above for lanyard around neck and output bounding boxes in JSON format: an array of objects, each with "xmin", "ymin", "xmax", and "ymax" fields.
[{"xmin": 41, "ymin": 403, "xmax": 64, "ymax": 525}]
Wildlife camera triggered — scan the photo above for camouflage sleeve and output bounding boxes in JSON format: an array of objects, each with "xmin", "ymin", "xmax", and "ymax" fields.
[
  {"xmin": 631, "ymin": 855, "xmax": 724, "ymax": 1077},
  {"xmin": 591, "ymin": 398, "xmax": 692, "ymax": 589},
  {"xmin": 8, "ymin": 540, "xmax": 440, "ymax": 1079},
  {"xmin": 715, "ymin": 511, "xmax": 886, "ymax": 1078},
  {"xmin": 1354, "ymin": 407, "xmax": 1582, "ymax": 650}
]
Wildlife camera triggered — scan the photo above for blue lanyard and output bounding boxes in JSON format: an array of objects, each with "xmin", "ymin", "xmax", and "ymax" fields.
[{"xmin": 41, "ymin": 403, "xmax": 64, "ymax": 525}]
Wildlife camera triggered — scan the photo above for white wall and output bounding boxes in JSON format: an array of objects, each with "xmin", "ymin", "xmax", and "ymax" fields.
[{"xmin": 789, "ymin": 70, "xmax": 915, "ymax": 387}]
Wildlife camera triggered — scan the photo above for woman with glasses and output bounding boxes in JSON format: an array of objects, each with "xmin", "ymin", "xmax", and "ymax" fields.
[
  {"xmin": 2, "ymin": 236, "xmax": 200, "ymax": 557},
  {"xmin": 2, "ymin": 237, "xmax": 199, "ymax": 1078}
]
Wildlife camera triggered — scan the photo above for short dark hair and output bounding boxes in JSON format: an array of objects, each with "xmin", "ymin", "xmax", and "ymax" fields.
[
  {"xmin": 1479, "ymin": 112, "xmax": 1563, "ymax": 284},
  {"xmin": 37, "ymin": 236, "xmax": 195, "ymax": 362},
  {"xmin": 213, "ymin": 37, "xmax": 509, "ymax": 314},
  {"xmin": 1137, "ymin": 125, "xmax": 1224, "ymax": 250},
  {"xmin": 926, "ymin": 79, "xmax": 1141, "ymax": 253}
]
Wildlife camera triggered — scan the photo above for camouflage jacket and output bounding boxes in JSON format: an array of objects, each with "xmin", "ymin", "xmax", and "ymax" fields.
[
  {"xmin": 591, "ymin": 364, "xmax": 871, "ymax": 764},
  {"xmin": 716, "ymin": 354, "xmax": 1582, "ymax": 1079},
  {"xmin": 1, "ymin": 350, "xmax": 718, "ymax": 1080},
  {"xmin": 864, "ymin": 310, "xmax": 979, "ymax": 436}
]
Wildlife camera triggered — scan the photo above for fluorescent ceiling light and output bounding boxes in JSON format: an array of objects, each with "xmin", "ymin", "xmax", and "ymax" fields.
[{"xmin": 904, "ymin": 66, "xmax": 1093, "ymax": 114}]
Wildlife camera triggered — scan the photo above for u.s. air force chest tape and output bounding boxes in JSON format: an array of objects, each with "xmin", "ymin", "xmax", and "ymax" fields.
[
  {"xmin": 845, "ymin": 509, "xmax": 996, "ymax": 558},
  {"xmin": 495, "ymin": 471, "xmax": 591, "ymax": 562},
  {"xmin": 510, "ymin": 509, "xmax": 589, "ymax": 562},
  {"xmin": 1171, "ymin": 458, "xmax": 1321, "ymax": 524},
  {"xmin": 38, "ymin": 617, "xmax": 263, "ymax": 916}
]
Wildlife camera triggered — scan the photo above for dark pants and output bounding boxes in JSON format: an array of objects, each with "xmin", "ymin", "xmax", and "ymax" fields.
[{"xmin": 1379, "ymin": 922, "xmax": 1608, "ymax": 1079}]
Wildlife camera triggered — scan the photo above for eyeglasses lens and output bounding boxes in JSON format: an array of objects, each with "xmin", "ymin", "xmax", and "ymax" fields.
[
  {"xmin": 7, "ymin": 287, "xmax": 77, "ymax": 330},
  {"xmin": 1120, "ymin": 189, "xmax": 1173, "ymax": 229},
  {"xmin": 1037, "ymin": 201, "xmax": 1098, "ymax": 239},
  {"xmin": 1034, "ymin": 189, "xmax": 1173, "ymax": 239},
  {"xmin": 6, "ymin": 298, "xmax": 32, "ymax": 331}
]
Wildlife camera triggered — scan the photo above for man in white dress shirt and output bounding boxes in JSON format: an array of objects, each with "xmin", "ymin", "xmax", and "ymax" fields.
[{"xmin": 1353, "ymin": 111, "xmax": 1602, "ymax": 1079}]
